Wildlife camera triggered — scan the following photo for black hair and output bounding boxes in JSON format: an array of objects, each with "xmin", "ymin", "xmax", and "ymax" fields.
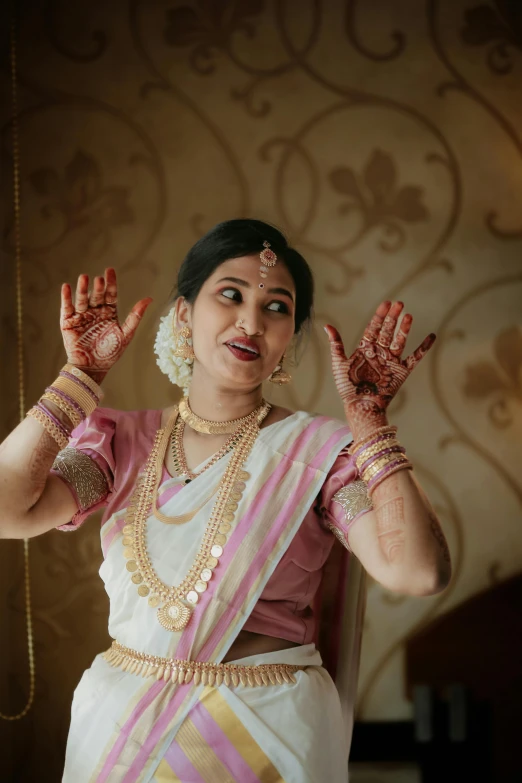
[{"xmin": 173, "ymin": 219, "xmax": 314, "ymax": 334}]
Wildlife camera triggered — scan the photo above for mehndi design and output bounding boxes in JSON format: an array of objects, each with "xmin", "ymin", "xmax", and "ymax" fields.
[{"xmin": 325, "ymin": 301, "xmax": 436, "ymax": 438}]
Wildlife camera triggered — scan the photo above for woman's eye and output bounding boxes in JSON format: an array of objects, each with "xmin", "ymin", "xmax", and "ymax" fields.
[
  {"xmin": 221, "ymin": 288, "xmax": 242, "ymax": 301},
  {"xmin": 267, "ymin": 301, "xmax": 289, "ymax": 314}
]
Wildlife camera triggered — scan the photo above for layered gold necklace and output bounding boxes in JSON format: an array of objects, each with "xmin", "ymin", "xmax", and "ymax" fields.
[{"xmin": 122, "ymin": 400, "xmax": 271, "ymax": 631}]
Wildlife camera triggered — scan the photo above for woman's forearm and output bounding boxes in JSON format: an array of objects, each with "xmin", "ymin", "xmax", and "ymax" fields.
[
  {"xmin": 0, "ymin": 400, "xmax": 73, "ymax": 535},
  {"xmin": 363, "ymin": 467, "xmax": 451, "ymax": 594}
]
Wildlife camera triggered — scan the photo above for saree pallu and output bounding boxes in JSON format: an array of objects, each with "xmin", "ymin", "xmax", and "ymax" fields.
[{"xmin": 62, "ymin": 411, "xmax": 363, "ymax": 783}]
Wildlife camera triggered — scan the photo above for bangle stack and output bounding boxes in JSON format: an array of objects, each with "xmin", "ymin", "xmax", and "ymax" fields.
[
  {"xmin": 352, "ymin": 426, "xmax": 412, "ymax": 495},
  {"xmin": 26, "ymin": 364, "xmax": 103, "ymax": 449}
]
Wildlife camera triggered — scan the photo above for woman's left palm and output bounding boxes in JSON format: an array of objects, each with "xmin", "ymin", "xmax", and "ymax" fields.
[{"xmin": 325, "ymin": 301, "xmax": 435, "ymax": 433}]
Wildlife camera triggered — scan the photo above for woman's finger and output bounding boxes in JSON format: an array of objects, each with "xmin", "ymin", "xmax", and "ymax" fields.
[
  {"xmin": 363, "ymin": 301, "xmax": 391, "ymax": 342},
  {"xmin": 376, "ymin": 301, "xmax": 404, "ymax": 348},
  {"xmin": 105, "ymin": 267, "xmax": 118, "ymax": 305},
  {"xmin": 405, "ymin": 333, "xmax": 436, "ymax": 371},
  {"xmin": 121, "ymin": 298, "xmax": 153, "ymax": 343},
  {"xmin": 389, "ymin": 313, "xmax": 413, "ymax": 356},
  {"xmin": 75, "ymin": 274, "xmax": 89, "ymax": 313},
  {"xmin": 60, "ymin": 283, "xmax": 74, "ymax": 326},
  {"xmin": 324, "ymin": 324, "xmax": 348, "ymax": 361},
  {"xmin": 89, "ymin": 276, "xmax": 106, "ymax": 308}
]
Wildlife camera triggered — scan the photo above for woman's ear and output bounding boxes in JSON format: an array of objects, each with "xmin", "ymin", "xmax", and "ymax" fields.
[{"xmin": 174, "ymin": 296, "xmax": 192, "ymax": 329}]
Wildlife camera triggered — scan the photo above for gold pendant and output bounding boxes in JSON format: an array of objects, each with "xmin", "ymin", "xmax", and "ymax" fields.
[{"xmin": 157, "ymin": 600, "xmax": 191, "ymax": 632}]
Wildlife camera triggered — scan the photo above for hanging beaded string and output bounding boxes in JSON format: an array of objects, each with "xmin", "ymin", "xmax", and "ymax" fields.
[{"xmin": 0, "ymin": 10, "xmax": 34, "ymax": 722}]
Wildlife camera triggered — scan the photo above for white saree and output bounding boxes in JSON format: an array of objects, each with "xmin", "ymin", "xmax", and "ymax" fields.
[{"xmin": 61, "ymin": 409, "xmax": 366, "ymax": 783}]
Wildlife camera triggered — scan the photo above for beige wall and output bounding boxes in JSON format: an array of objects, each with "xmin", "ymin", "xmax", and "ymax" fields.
[{"xmin": 1, "ymin": 0, "xmax": 522, "ymax": 779}]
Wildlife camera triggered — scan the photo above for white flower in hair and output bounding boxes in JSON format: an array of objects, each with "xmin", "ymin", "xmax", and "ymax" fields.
[{"xmin": 153, "ymin": 307, "xmax": 192, "ymax": 390}]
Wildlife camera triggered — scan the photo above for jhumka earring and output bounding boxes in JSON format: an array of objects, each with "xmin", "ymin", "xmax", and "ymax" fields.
[
  {"xmin": 269, "ymin": 354, "xmax": 292, "ymax": 385},
  {"xmin": 172, "ymin": 325, "xmax": 195, "ymax": 363}
]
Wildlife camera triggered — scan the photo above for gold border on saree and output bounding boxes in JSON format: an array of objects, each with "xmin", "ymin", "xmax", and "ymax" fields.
[{"xmin": 103, "ymin": 641, "xmax": 305, "ymax": 688}]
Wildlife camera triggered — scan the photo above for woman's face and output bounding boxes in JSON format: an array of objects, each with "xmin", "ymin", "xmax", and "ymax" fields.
[{"xmin": 178, "ymin": 255, "xmax": 297, "ymax": 391}]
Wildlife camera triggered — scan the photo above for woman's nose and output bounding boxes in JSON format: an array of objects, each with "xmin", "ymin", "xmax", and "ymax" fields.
[{"xmin": 237, "ymin": 307, "xmax": 264, "ymax": 336}]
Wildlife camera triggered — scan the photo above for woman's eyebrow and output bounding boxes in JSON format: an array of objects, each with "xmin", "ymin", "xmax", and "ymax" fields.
[{"xmin": 216, "ymin": 277, "xmax": 294, "ymax": 302}]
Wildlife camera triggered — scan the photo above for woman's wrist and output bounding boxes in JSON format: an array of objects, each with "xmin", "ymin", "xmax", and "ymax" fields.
[
  {"xmin": 346, "ymin": 403, "xmax": 389, "ymax": 443},
  {"xmin": 63, "ymin": 363, "xmax": 106, "ymax": 394}
]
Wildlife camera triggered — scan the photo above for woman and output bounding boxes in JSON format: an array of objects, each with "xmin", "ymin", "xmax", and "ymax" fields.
[{"xmin": 0, "ymin": 219, "xmax": 451, "ymax": 783}]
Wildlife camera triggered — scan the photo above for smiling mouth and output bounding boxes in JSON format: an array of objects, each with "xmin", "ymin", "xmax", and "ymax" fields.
[{"xmin": 226, "ymin": 342, "xmax": 261, "ymax": 361}]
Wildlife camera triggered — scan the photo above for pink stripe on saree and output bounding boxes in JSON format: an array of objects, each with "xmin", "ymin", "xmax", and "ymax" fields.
[
  {"xmin": 187, "ymin": 702, "xmax": 261, "ymax": 783},
  {"xmin": 163, "ymin": 742, "xmax": 205, "ymax": 783}
]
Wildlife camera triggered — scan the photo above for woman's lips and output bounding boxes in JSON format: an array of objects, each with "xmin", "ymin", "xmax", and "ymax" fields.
[{"xmin": 226, "ymin": 344, "xmax": 260, "ymax": 362}]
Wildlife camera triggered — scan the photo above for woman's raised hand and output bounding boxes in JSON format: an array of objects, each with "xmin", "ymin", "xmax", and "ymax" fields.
[
  {"xmin": 60, "ymin": 268, "xmax": 153, "ymax": 383},
  {"xmin": 325, "ymin": 301, "xmax": 436, "ymax": 439}
]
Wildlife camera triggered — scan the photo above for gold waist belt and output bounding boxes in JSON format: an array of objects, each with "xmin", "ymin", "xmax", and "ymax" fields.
[{"xmin": 103, "ymin": 641, "xmax": 306, "ymax": 688}]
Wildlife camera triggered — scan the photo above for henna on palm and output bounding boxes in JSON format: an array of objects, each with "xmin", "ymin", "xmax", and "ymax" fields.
[
  {"xmin": 62, "ymin": 304, "xmax": 124, "ymax": 379},
  {"xmin": 60, "ymin": 269, "xmax": 152, "ymax": 384},
  {"xmin": 326, "ymin": 301, "xmax": 436, "ymax": 439}
]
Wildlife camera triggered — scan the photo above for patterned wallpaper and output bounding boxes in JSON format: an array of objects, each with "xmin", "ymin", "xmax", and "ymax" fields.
[{"xmin": 1, "ymin": 0, "xmax": 522, "ymax": 779}]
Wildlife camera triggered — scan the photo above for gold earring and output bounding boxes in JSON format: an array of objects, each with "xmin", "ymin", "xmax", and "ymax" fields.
[
  {"xmin": 173, "ymin": 325, "xmax": 195, "ymax": 363},
  {"xmin": 269, "ymin": 355, "xmax": 291, "ymax": 385}
]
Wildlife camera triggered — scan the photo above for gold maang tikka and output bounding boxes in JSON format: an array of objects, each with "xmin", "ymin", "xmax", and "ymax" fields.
[{"xmin": 258, "ymin": 241, "xmax": 277, "ymax": 288}]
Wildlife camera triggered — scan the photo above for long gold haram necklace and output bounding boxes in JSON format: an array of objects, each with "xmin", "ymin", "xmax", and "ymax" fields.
[{"xmin": 122, "ymin": 401, "xmax": 271, "ymax": 631}]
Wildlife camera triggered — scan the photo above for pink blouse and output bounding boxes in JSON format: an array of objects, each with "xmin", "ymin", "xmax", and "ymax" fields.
[{"xmin": 53, "ymin": 408, "xmax": 365, "ymax": 645}]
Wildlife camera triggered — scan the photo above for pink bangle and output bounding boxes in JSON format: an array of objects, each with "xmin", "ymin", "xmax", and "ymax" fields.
[
  {"xmin": 353, "ymin": 431, "xmax": 397, "ymax": 460},
  {"xmin": 350, "ymin": 426, "xmax": 397, "ymax": 453},
  {"xmin": 367, "ymin": 459, "xmax": 412, "ymax": 494}
]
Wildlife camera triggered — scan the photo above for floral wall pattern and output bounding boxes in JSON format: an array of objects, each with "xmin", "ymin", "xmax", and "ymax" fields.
[{"xmin": 1, "ymin": 1, "xmax": 521, "ymax": 780}]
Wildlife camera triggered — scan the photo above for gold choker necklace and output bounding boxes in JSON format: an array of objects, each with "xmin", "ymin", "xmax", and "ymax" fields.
[{"xmin": 178, "ymin": 397, "xmax": 268, "ymax": 435}]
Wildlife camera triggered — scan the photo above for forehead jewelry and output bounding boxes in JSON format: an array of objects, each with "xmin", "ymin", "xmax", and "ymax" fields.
[{"xmin": 259, "ymin": 241, "xmax": 277, "ymax": 289}]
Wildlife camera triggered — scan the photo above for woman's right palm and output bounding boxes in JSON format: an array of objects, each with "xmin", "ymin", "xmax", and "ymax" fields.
[{"xmin": 60, "ymin": 267, "xmax": 152, "ymax": 382}]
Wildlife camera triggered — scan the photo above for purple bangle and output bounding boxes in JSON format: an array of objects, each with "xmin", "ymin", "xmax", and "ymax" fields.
[
  {"xmin": 368, "ymin": 462, "xmax": 413, "ymax": 495},
  {"xmin": 353, "ymin": 431, "xmax": 396, "ymax": 460},
  {"xmin": 358, "ymin": 445, "xmax": 406, "ymax": 475},
  {"xmin": 367, "ymin": 457, "xmax": 410, "ymax": 490},
  {"xmin": 46, "ymin": 386, "xmax": 86, "ymax": 420},
  {"xmin": 59, "ymin": 371, "xmax": 99, "ymax": 402},
  {"xmin": 36, "ymin": 401, "xmax": 72, "ymax": 439}
]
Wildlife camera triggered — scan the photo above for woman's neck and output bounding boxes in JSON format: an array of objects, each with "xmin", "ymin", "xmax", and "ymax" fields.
[{"xmin": 185, "ymin": 373, "xmax": 264, "ymax": 423}]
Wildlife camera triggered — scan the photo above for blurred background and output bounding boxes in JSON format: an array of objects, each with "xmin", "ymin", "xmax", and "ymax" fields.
[{"xmin": 1, "ymin": 0, "xmax": 521, "ymax": 781}]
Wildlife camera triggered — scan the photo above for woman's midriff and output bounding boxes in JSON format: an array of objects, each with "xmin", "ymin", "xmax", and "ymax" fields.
[{"xmin": 222, "ymin": 629, "xmax": 300, "ymax": 662}]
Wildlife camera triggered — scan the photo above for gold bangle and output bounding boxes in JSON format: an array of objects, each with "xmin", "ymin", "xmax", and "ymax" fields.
[
  {"xmin": 52, "ymin": 376, "xmax": 97, "ymax": 417},
  {"xmin": 350, "ymin": 426, "xmax": 397, "ymax": 453},
  {"xmin": 362, "ymin": 452, "xmax": 409, "ymax": 481},
  {"xmin": 41, "ymin": 392, "xmax": 83, "ymax": 428},
  {"xmin": 355, "ymin": 439, "xmax": 401, "ymax": 468},
  {"xmin": 27, "ymin": 407, "xmax": 69, "ymax": 449},
  {"xmin": 362, "ymin": 453, "xmax": 408, "ymax": 480},
  {"xmin": 63, "ymin": 364, "xmax": 104, "ymax": 399}
]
